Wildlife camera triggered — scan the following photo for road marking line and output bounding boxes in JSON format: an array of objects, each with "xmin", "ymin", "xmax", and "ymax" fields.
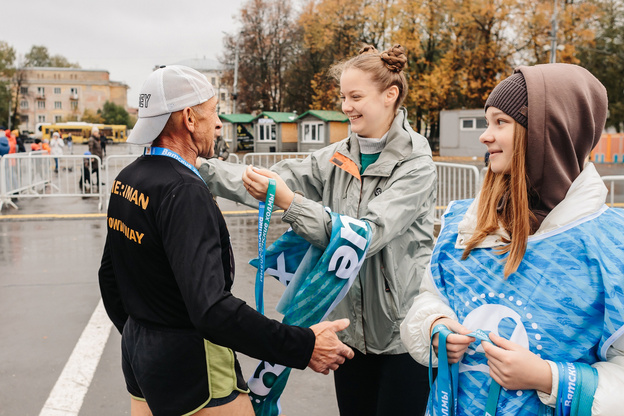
[{"xmin": 38, "ymin": 299, "xmax": 113, "ymax": 416}]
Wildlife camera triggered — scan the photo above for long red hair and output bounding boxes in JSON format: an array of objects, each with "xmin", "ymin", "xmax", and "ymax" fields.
[{"xmin": 462, "ymin": 123, "xmax": 534, "ymax": 278}]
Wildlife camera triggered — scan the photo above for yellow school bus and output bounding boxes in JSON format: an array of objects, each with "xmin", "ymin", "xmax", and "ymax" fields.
[{"xmin": 42, "ymin": 123, "xmax": 127, "ymax": 143}]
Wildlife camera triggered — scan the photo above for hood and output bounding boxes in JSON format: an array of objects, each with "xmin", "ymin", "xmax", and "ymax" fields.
[{"xmin": 515, "ymin": 64, "xmax": 607, "ymax": 224}]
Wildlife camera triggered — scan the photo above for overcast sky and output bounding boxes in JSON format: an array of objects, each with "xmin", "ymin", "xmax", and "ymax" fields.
[{"xmin": 4, "ymin": 0, "xmax": 249, "ymax": 107}]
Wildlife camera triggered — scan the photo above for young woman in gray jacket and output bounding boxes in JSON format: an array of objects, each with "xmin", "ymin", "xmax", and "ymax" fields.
[{"xmin": 198, "ymin": 45, "xmax": 436, "ymax": 416}]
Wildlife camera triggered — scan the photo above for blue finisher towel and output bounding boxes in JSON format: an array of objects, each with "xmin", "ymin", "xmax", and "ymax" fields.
[{"xmin": 248, "ymin": 211, "xmax": 372, "ymax": 416}]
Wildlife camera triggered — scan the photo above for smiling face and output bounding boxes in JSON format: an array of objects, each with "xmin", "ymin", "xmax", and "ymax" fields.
[
  {"xmin": 480, "ymin": 107, "xmax": 516, "ymax": 174},
  {"xmin": 340, "ymin": 68, "xmax": 397, "ymax": 138}
]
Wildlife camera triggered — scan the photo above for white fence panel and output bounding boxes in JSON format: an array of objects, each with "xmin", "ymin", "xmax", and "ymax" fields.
[
  {"xmin": 0, "ymin": 153, "xmax": 103, "ymax": 211},
  {"xmin": 433, "ymin": 162, "xmax": 481, "ymax": 221},
  {"xmin": 601, "ymin": 175, "xmax": 624, "ymax": 207},
  {"xmin": 242, "ymin": 152, "xmax": 311, "ymax": 168}
]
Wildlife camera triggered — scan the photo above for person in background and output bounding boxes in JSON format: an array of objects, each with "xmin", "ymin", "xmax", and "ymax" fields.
[
  {"xmin": 211, "ymin": 128, "xmax": 230, "ymax": 161},
  {"xmin": 197, "ymin": 44, "xmax": 437, "ymax": 416},
  {"xmin": 400, "ymin": 64, "xmax": 624, "ymax": 415},
  {"xmin": 88, "ymin": 126, "xmax": 103, "ymax": 186},
  {"xmin": 79, "ymin": 151, "xmax": 93, "ymax": 193},
  {"xmin": 13, "ymin": 130, "xmax": 25, "ymax": 153},
  {"xmin": 50, "ymin": 132, "xmax": 64, "ymax": 173},
  {"xmin": 99, "ymin": 65, "xmax": 354, "ymax": 416},
  {"xmin": 0, "ymin": 130, "xmax": 9, "ymax": 156},
  {"xmin": 41, "ymin": 138, "xmax": 51, "ymax": 154},
  {"xmin": 65, "ymin": 133, "xmax": 73, "ymax": 154},
  {"xmin": 5, "ymin": 129, "xmax": 16, "ymax": 154},
  {"xmin": 31, "ymin": 138, "xmax": 42, "ymax": 151},
  {"xmin": 99, "ymin": 130, "xmax": 107, "ymax": 158}
]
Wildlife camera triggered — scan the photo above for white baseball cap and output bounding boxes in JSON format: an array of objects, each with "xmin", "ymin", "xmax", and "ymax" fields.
[{"xmin": 127, "ymin": 65, "xmax": 216, "ymax": 145}]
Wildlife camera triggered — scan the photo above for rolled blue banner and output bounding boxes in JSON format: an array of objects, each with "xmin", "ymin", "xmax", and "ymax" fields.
[{"xmin": 248, "ymin": 211, "xmax": 372, "ymax": 416}]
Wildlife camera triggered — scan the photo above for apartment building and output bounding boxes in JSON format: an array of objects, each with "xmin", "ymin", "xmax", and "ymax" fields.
[{"xmin": 16, "ymin": 67, "xmax": 128, "ymax": 134}]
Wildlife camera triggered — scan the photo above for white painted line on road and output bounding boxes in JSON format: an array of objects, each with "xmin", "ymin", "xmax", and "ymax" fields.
[{"xmin": 39, "ymin": 299, "xmax": 113, "ymax": 416}]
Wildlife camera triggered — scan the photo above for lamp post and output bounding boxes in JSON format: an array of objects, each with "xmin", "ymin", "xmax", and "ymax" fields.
[{"xmin": 550, "ymin": 0, "xmax": 559, "ymax": 63}]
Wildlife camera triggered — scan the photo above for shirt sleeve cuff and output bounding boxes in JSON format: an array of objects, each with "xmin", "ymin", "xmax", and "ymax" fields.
[
  {"xmin": 282, "ymin": 191, "xmax": 304, "ymax": 223},
  {"xmin": 537, "ymin": 360, "xmax": 558, "ymax": 407}
]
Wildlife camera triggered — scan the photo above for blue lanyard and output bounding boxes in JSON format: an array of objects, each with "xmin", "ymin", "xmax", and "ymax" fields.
[
  {"xmin": 144, "ymin": 147, "xmax": 207, "ymax": 185},
  {"xmin": 430, "ymin": 325, "xmax": 501, "ymax": 416},
  {"xmin": 255, "ymin": 179, "xmax": 276, "ymax": 315},
  {"xmin": 556, "ymin": 362, "xmax": 598, "ymax": 416}
]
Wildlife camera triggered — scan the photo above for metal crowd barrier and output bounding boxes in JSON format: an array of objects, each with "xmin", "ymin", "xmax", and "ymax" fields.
[
  {"xmin": 242, "ymin": 152, "xmax": 311, "ymax": 168},
  {"xmin": 0, "ymin": 152, "xmax": 103, "ymax": 211},
  {"xmin": 434, "ymin": 162, "xmax": 481, "ymax": 221},
  {"xmin": 1, "ymin": 152, "xmax": 481, "ymax": 217},
  {"xmin": 601, "ymin": 175, "xmax": 624, "ymax": 207}
]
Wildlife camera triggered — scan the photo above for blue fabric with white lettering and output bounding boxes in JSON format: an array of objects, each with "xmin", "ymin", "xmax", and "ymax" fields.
[
  {"xmin": 426, "ymin": 199, "xmax": 624, "ymax": 416},
  {"xmin": 248, "ymin": 211, "xmax": 372, "ymax": 416}
]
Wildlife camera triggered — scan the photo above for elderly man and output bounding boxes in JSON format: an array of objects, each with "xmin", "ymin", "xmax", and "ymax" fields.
[{"xmin": 98, "ymin": 65, "xmax": 353, "ymax": 416}]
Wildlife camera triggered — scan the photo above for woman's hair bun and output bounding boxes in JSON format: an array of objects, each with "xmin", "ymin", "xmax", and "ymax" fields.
[
  {"xmin": 358, "ymin": 44, "xmax": 379, "ymax": 55},
  {"xmin": 380, "ymin": 44, "xmax": 407, "ymax": 73}
]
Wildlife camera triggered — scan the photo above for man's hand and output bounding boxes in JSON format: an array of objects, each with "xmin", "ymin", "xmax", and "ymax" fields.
[
  {"xmin": 308, "ymin": 319, "xmax": 354, "ymax": 374},
  {"xmin": 483, "ymin": 333, "xmax": 552, "ymax": 393},
  {"xmin": 431, "ymin": 317, "xmax": 474, "ymax": 364}
]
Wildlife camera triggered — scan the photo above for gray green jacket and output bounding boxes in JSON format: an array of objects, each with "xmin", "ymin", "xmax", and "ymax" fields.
[{"xmin": 198, "ymin": 108, "xmax": 436, "ymax": 354}]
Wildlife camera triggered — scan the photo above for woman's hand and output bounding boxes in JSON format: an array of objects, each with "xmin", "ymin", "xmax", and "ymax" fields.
[
  {"xmin": 242, "ymin": 165, "xmax": 295, "ymax": 210},
  {"xmin": 431, "ymin": 317, "xmax": 475, "ymax": 364},
  {"xmin": 483, "ymin": 332, "xmax": 552, "ymax": 393}
]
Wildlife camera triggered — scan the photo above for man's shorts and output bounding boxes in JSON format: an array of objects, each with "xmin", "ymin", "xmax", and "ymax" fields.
[{"xmin": 122, "ymin": 317, "xmax": 249, "ymax": 416}]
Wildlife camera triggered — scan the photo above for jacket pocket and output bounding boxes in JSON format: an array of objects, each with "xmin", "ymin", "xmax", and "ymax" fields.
[{"xmin": 381, "ymin": 261, "xmax": 399, "ymax": 321}]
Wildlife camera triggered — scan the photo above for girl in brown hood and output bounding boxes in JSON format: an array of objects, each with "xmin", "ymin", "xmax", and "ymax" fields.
[{"xmin": 401, "ymin": 64, "xmax": 624, "ymax": 415}]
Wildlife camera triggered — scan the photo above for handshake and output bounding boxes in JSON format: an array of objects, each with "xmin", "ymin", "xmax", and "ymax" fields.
[{"xmin": 308, "ymin": 319, "xmax": 354, "ymax": 374}]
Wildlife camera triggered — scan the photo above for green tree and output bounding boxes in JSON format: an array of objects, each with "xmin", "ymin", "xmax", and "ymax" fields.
[
  {"xmin": 577, "ymin": 0, "xmax": 624, "ymax": 131},
  {"xmin": 99, "ymin": 101, "xmax": 131, "ymax": 127},
  {"xmin": 0, "ymin": 41, "xmax": 16, "ymax": 128},
  {"xmin": 24, "ymin": 45, "xmax": 80, "ymax": 68}
]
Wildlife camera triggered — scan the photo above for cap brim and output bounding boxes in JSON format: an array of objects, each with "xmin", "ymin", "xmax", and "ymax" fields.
[{"xmin": 127, "ymin": 113, "xmax": 171, "ymax": 145}]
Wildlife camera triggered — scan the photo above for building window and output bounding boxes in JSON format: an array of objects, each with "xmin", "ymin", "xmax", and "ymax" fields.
[
  {"xmin": 20, "ymin": 86, "xmax": 28, "ymax": 95},
  {"xmin": 460, "ymin": 117, "xmax": 487, "ymax": 131},
  {"xmin": 38, "ymin": 101, "xmax": 46, "ymax": 109},
  {"xmin": 211, "ymin": 77, "xmax": 216, "ymax": 85},
  {"xmin": 54, "ymin": 101, "xmax": 62, "ymax": 109},
  {"xmin": 220, "ymin": 92, "xmax": 226, "ymax": 101},
  {"xmin": 38, "ymin": 115, "xmax": 46, "ymax": 123},
  {"xmin": 37, "ymin": 86, "xmax": 45, "ymax": 95},
  {"xmin": 20, "ymin": 100, "xmax": 28, "ymax": 109},
  {"xmin": 258, "ymin": 122, "xmax": 277, "ymax": 141},
  {"xmin": 71, "ymin": 101, "xmax": 78, "ymax": 110},
  {"xmin": 55, "ymin": 115, "xmax": 63, "ymax": 123},
  {"xmin": 70, "ymin": 87, "xmax": 79, "ymax": 95},
  {"xmin": 54, "ymin": 87, "xmax": 61, "ymax": 94},
  {"xmin": 302, "ymin": 122, "xmax": 324, "ymax": 143}
]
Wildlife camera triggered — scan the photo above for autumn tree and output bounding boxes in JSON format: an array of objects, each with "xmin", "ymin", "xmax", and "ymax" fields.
[
  {"xmin": 221, "ymin": 0, "xmax": 299, "ymax": 113},
  {"xmin": 292, "ymin": 0, "xmax": 399, "ymax": 113}
]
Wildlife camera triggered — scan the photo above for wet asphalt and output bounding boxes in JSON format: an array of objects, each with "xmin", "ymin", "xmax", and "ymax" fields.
[
  {"xmin": 0, "ymin": 145, "xmax": 339, "ymax": 415},
  {"xmin": 1, "ymin": 144, "xmax": 622, "ymax": 415}
]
